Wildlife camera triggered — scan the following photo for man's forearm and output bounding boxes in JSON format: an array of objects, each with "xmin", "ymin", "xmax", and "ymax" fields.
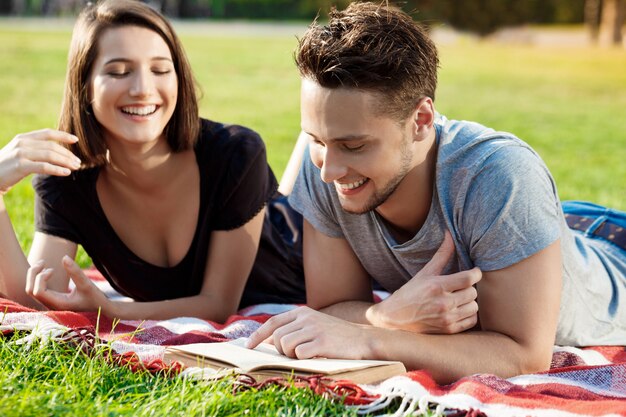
[
  {"xmin": 319, "ymin": 300, "xmax": 375, "ymax": 324},
  {"xmin": 366, "ymin": 326, "xmax": 552, "ymax": 384},
  {"xmin": 319, "ymin": 299, "xmax": 410, "ymax": 329}
]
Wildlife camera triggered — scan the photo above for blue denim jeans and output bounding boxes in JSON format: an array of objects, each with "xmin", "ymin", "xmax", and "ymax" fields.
[{"xmin": 562, "ymin": 200, "xmax": 626, "ymax": 254}]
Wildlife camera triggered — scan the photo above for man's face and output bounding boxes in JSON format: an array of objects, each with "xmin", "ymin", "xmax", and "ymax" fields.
[{"xmin": 300, "ymin": 79, "xmax": 416, "ymax": 215}]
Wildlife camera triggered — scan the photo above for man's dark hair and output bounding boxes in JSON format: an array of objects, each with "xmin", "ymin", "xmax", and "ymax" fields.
[{"xmin": 296, "ymin": 2, "xmax": 439, "ymax": 120}]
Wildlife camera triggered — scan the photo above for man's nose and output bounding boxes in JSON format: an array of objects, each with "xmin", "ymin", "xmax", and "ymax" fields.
[{"xmin": 317, "ymin": 147, "xmax": 348, "ymax": 184}]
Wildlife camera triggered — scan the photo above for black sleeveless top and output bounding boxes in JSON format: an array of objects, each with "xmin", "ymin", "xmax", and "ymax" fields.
[{"xmin": 33, "ymin": 118, "xmax": 305, "ymax": 308}]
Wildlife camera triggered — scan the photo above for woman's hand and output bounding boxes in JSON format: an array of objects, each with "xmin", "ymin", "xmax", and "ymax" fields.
[
  {"xmin": 25, "ymin": 256, "xmax": 110, "ymax": 313},
  {"xmin": 0, "ymin": 129, "xmax": 81, "ymax": 195}
]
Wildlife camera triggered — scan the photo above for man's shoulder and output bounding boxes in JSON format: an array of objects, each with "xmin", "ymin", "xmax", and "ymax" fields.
[
  {"xmin": 436, "ymin": 116, "xmax": 495, "ymax": 143},
  {"xmin": 438, "ymin": 116, "xmax": 520, "ymax": 148},
  {"xmin": 435, "ymin": 116, "xmax": 538, "ymax": 170}
]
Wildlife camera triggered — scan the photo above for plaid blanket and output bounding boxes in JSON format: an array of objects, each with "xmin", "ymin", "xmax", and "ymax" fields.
[{"xmin": 1, "ymin": 270, "xmax": 625, "ymax": 417}]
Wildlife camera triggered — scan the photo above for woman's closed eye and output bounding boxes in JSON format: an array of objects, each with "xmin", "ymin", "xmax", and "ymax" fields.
[
  {"xmin": 104, "ymin": 64, "xmax": 130, "ymax": 77},
  {"xmin": 107, "ymin": 71, "xmax": 129, "ymax": 78},
  {"xmin": 152, "ymin": 67, "xmax": 173, "ymax": 75}
]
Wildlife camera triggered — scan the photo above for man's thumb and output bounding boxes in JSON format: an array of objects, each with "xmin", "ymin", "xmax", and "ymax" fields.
[{"xmin": 421, "ymin": 231, "xmax": 455, "ymax": 276}]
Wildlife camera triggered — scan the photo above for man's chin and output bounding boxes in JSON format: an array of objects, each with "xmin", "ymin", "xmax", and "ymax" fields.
[{"xmin": 338, "ymin": 197, "xmax": 378, "ymax": 215}]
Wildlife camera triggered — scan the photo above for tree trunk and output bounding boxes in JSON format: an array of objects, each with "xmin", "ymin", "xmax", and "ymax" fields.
[
  {"xmin": 614, "ymin": 0, "xmax": 625, "ymax": 44},
  {"xmin": 11, "ymin": 0, "xmax": 26, "ymax": 15},
  {"xmin": 178, "ymin": 0, "xmax": 194, "ymax": 17},
  {"xmin": 161, "ymin": 0, "xmax": 178, "ymax": 16},
  {"xmin": 585, "ymin": 0, "xmax": 602, "ymax": 43},
  {"xmin": 600, "ymin": 0, "xmax": 625, "ymax": 45}
]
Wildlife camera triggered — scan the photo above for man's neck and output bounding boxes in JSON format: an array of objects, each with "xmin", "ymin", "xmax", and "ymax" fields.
[{"xmin": 375, "ymin": 131, "xmax": 438, "ymax": 242}]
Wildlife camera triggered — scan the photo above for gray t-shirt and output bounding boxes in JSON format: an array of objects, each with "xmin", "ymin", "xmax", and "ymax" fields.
[{"xmin": 290, "ymin": 115, "xmax": 626, "ymax": 346}]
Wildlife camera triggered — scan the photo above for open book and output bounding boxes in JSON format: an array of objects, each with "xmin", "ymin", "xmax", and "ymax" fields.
[{"xmin": 164, "ymin": 338, "xmax": 406, "ymax": 384}]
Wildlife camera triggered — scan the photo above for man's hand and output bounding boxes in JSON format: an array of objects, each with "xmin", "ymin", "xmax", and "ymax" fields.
[
  {"xmin": 246, "ymin": 306, "xmax": 374, "ymax": 360},
  {"xmin": 367, "ymin": 232, "xmax": 482, "ymax": 334},
  {"xmin": 26, "ymin": 256, "xmax": 110, "ymax": 313}
]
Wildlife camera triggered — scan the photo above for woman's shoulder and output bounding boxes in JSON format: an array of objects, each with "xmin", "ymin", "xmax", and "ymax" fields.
[
  {"xmin": 194, "ymin": 118, "xmax": 274, "ymax": 187},
  {"xmin": 32, "ymin": 168, "xmax": 98, "ymax": 203},
  {"xmin": 197, "ymin": 118, "xmax": 266, "ymax": 155}
]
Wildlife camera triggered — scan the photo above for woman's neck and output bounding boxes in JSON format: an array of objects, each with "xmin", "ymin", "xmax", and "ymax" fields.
[{"xmin": 102, "ymin": 136, "xmax": 192, "ymax": 194}]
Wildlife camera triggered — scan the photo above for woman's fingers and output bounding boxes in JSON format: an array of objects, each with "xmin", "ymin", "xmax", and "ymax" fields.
[
  {"xmin": 14, "ymin": 138, "xmax": 81, "ymax": 171},
  {"xmin": 20, "ymin": 128, "xmax": 78, "ymax": 144},
  {"xmin": 32, "ymin": 268, "xmax": 54, "ymax": 299},
  {"xmin": 25, "ymin": 257, "xmax": 103, "ymax": 313},
  {"xmin": 25, "ymin": 260, "xmax": 45, "ymax": 295},
  {"xmin": 0, "ymin": 129, "xmax": 80, "ymax": 193},
  {"xmin": 62, "ymin": 256, "xmax": 92, "ymax": 290},
  {"xmin": 26, "ymin": 266, "xmax": 63, "ymax": 310}
]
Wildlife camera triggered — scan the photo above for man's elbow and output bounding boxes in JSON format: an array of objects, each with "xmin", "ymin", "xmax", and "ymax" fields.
[{"xmin": 516, "ymin": 344, "xmax": 553, "ymax": 375}]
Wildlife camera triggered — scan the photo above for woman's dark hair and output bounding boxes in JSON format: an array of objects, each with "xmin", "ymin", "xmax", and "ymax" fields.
[{"xmin": 59, "ymin": 0, "xmax": 199, "ymax": 166}]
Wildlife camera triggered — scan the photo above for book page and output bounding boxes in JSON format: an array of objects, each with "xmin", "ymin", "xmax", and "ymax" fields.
[{"xmin": 167, "ymin": 338, "xmax": 403, "ymax": 375}]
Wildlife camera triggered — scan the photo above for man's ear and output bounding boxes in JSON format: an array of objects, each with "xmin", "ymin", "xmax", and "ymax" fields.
[{"xmin": 411, "ymin": 97, "xmax": 435, "ymax": 140}]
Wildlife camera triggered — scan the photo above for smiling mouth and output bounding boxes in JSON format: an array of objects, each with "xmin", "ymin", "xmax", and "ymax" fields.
[
  {"xmin": 121, "ymin": 105, "xmax": 158, "ymax": 116},
  {"xmin": 336, "ymin": 178, "xmax": 368, "ymax": 191}
]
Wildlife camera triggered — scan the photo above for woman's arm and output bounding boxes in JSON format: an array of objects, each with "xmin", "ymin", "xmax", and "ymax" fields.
[
  {"xmin": 29, "ymin": 209, "xmax": 267, "ymax": 322},
  {"xmin": 0, "ymin": 199, "xmax": 35, "ymax": 306},
  {"xmin": 0, "ymin": 129, "xmax": 80, "ymax": 307}
]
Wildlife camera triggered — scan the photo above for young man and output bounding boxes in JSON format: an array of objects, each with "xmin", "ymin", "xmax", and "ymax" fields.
[{"xmin": 247, "ymin": 2, "xmax": 626, "ymax": 383}]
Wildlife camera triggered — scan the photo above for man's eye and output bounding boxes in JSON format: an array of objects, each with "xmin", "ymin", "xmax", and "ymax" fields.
[{"xmin": 344, "ymin": 144, "xmax": 365, "ymax": 151}]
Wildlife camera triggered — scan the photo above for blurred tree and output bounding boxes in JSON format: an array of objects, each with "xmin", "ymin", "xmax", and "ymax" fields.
[
  {"xmin": 585, "ymin": 0, "xmax": 602, "ymax": 42},
  {"xmin": 405, "ymin": 0, "xmax": 585, "ymax": 36},
  {"xmin": 444, "ymin": 0, "xmax": 533, "ymax": 36},
  {"xmin": 599, "ymin": 0, "xmax": 625, "ymax": 44},
  {"xmin": 178, "ymin": 0, "xmax": 193, "ymax": 16},
  {"xmin": 297, "ymin": 0, "xmax": 352, "ymax": 17},
  {"xmin": 211, "ymin": 0, "xmax": 226, "ymax": 17}
]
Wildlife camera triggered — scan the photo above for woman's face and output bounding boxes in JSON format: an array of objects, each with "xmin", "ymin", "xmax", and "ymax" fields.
[{"xmin": 89, "ymin": 25, "xmax": 178, "ymax": 148}]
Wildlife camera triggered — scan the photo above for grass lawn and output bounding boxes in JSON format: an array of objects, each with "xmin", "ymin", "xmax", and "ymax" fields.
[
  {"xmin": 0, "ymin": 331, "xmax": 357, "ymax": 417},
  {"xmin": 0, "ymin": 20, "xmax": 625, "ymax": 416}
]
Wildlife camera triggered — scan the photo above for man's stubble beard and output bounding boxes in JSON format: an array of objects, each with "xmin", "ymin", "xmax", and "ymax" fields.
[{"xmin": 340, "ymin": 136, "xmax": 413, "ymax": 215}]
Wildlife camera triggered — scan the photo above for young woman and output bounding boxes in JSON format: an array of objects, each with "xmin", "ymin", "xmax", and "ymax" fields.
[{"xmin": 0, "ymin": 0, "xmax": 305, "ymax": 322}]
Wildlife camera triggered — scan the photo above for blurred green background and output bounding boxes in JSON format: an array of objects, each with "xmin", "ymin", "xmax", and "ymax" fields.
[{"xmin": 0, "ymin": 16, "xmax": 625, "ymax": 262}]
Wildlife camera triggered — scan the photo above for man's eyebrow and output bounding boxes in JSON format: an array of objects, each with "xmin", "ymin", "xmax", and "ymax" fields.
[
  {"xmin": 103, "ymin": 57, "xmax": 173, "ymax": 65},
  {"xmin": 304, "ymin": 132, "xmax": 372, "ymax": 143}
]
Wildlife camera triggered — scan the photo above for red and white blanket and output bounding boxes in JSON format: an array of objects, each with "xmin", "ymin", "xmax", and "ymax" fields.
[{"xmin": 1, "ymin": 270, "xmax": 625, "ymax": 417}]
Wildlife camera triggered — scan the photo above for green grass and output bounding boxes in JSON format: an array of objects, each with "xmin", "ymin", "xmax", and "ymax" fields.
[
  {"xmin": 0, "ymin": 331, "xmax": 358, "ymax": 417},
  {"xmin": 0, "ymin": 21, "xmax": 625, "ymax": 416},
  {"xmin": 1, "ymin": 24, "xmax": 625, "ymax": 257}
]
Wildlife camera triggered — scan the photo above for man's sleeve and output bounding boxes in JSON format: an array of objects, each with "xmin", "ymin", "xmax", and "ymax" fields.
[{"xmin": 459, "ymin": 145, "xmax": 561, "ymax": 271}]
